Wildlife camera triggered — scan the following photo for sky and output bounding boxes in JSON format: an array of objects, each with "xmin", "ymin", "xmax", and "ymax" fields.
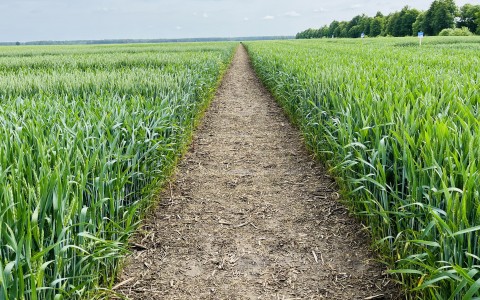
[{"xmin": 0, "ymin": 0, "xmax": 473, "ymax": 42}]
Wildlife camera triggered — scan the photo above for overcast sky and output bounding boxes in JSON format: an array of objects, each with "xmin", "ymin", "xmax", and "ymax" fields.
[{"xmin": 0, "ymin": 0, "xmax": 472, "ymax": 42}]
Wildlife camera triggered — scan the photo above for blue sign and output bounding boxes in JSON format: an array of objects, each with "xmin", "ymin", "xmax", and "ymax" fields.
[{"xmin": 418, "ymin": 31, "xmax": 424, "ymax": 38}]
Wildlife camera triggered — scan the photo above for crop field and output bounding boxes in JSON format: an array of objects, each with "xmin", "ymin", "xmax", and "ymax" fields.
[
  {"xmin": 2, "ymin": 36, "xmax": 480, "ymax": 299},
  {"xmin": 245, "ymin": 37, "xmax": 480, "ymax": 299},
  {"xmin": 0, "ymin": 42, "xmax": 235, "ymax": 299}
]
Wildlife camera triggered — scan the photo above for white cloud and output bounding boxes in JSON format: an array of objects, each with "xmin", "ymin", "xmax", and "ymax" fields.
[
  {"xmin": 176, "ymin": 26, "xmax": 182, "ymax": 30},
  {"xmin": 202, "ymin": 12, "xmax": 208, "ymax": 18},
  {"xmin": 93, "ymin": 7, "xmax": 117, "ymax": 13},
  {"xmin": 244, "ymin": 17, "xmax": 249, "ymax": 21},
  {"xmin": 263, "ymin": 15, "xmax": 274, "ymax": 20},
  {"xmin": 314, "ymin": 8, "xmax": 327, "ymax": 13},
  {"xmin": 350, "ymin": 4, "xmax": 362, "ymax": 9},
  {"xmin": 283, "ymin": 11, "xmax": 300, "ymax": 17}
]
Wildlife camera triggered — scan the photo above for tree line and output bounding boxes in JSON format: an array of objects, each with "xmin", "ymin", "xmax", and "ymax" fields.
[{"xmin": 296, "ymin": 0, "xmax": 480, "ymax": 39}]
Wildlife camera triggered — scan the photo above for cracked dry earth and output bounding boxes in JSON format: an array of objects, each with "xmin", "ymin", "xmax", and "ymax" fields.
[{"xmin": 116, "ymin": 45, "xmax": 399, "ymax": 300}]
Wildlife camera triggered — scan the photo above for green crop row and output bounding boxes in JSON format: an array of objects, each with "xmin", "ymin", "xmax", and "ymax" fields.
[
  {"xmin": 245, "ymin": 37, "xmax": 480, "ymax": 299},
  {"xmin": 0, "ymin": 42, "xmax": 235, "ymax": 299}
]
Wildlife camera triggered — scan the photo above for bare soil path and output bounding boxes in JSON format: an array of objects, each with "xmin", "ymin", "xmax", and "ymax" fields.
[{"xmin": 117, "ymin": 45, "xmax": 398, "ymax": 299}]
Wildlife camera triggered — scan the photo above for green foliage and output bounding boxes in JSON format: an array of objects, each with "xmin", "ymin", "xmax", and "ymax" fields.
[
  {"xmin": 457, "ymin": 4, "xmax": 480, "ymax": 33},
  {"xmin": 297, "ymin": 15, "xmax": 372, "ymax": 39},
  {"xmin": 0, "ymin": 42, "xmax": 235, "ymax": 299},
  {"xmin": 348, "ymin": 25, "xmax": 364, "ymax": 38},
  {"xmin": 425, "ymin": 0, "xmax": 458, "ymax": 35},
  {"xmin": 296, "ymin": 28, "xmax": 321, "ymax": 39},
  {"xmin": 439, "ymin": 27, "xmax": 474, "ymax": 36},
  {"xmin": 412, "ymin": 12, "xmax": 427, "ymax": 35},
  {"xmin": 477, "ymin": 11, "xmax": 480, "ymax": 34},
  {"xmin": 370, "ymin": 17, "xmax": 384, "ymax": 37},
  {"xmin": 246, "ymin": 37, "xmax": 480, "ymax": 299},
  {"xmin": 297, "ymin": 1, "xmax": 480, "ymax": 39},
  {"xmin": 399, "ymin": 7, "xmax": 421, "ymax": 36},
  {"xmin": 329, "ymin": 21, "xmax": 340, "ymax": 37}
]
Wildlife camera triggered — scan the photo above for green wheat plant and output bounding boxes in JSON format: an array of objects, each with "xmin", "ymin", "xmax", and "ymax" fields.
[
  {"xmin": 0, "ymin": 42, "xmax": 235, "ymax": 299},
  {"xmin": 246, "ymin": 37, "xmax": 480, "ymax": 299}
]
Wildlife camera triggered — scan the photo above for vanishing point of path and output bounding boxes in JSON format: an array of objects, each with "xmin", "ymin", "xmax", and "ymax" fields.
[{"xmin": 117, "ymin": 46, "xmax": 398, "ymax": 299}]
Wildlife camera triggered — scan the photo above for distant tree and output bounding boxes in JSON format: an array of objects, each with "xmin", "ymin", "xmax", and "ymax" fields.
[
  {"xmin": 424, "ymin": 3, "xmax": 436, "ymax": 34},
  {"xmin": 425, "ymin": 0, "xmax": 458, "ymax": 35},
  {"xmin": 297, "ymin": 28, "xmax": 321, "ymax": 39},
  {"xmin": 399, "ymin": 7, "xmax": 420, "ymax": 36},
  {"xmin": 348, "ymin": 25, "xmax": 363, "ymax": 38},
  {"xmin": 412, "ymin": 12, "xmax": 427, "ymax": 34},
  {"xmin": 362, "ymin": 18, "xmax": 372, "ymax": 36},
  {"xmin": 346, "ymin": 15, "xmax": 362, "ymax": 35},
  {"xmin": 329, "ymin": 21, "xmax": 340, "ymax": 37},
  {"xmin": 296, "ymin": 29, "xmax": 311, "ymax": 39},
  {"xmin": 477, "ymin": 11, "xmax": 480, "ymax": 34},
  {"xmin": 381, "ymin": 15, "xmax": 390, "ymax": 36},
  {"xmin": 15, "ymin": 41, "xmax": 20, "ymax": 46},
  {"xmin": 334, "ymin": 22, "xmax": 349, "ymax": 38},
  {"xmin": 384, "ymin": 12, "xmax": 400, "ymax": 36},
  {"xmin": 360, "ymin": 15, "xmax": 373, "ymax": 36},
  {"xmin": 457, "ymin": 4, "xmax": 480, "ymax": 33},
  {"xmin": 383, "ymin": 7, "xmax": 420, "ymax": 36},
  {"xmin": 370, "ymin": 17, "xmax": 384, "ymax": 36},
  {"xmin": 317, "ymin": 26, "xmax": 326, "ymax": 38},
  {"xmin": 344, "ymin": 14, "xmax": 372, "ymax": 37}
]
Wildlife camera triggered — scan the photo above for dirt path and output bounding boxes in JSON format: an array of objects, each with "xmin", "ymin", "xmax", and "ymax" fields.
[{"xmin": 117, "ymin": 46, "xmax": 398, "ymax": 299}]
